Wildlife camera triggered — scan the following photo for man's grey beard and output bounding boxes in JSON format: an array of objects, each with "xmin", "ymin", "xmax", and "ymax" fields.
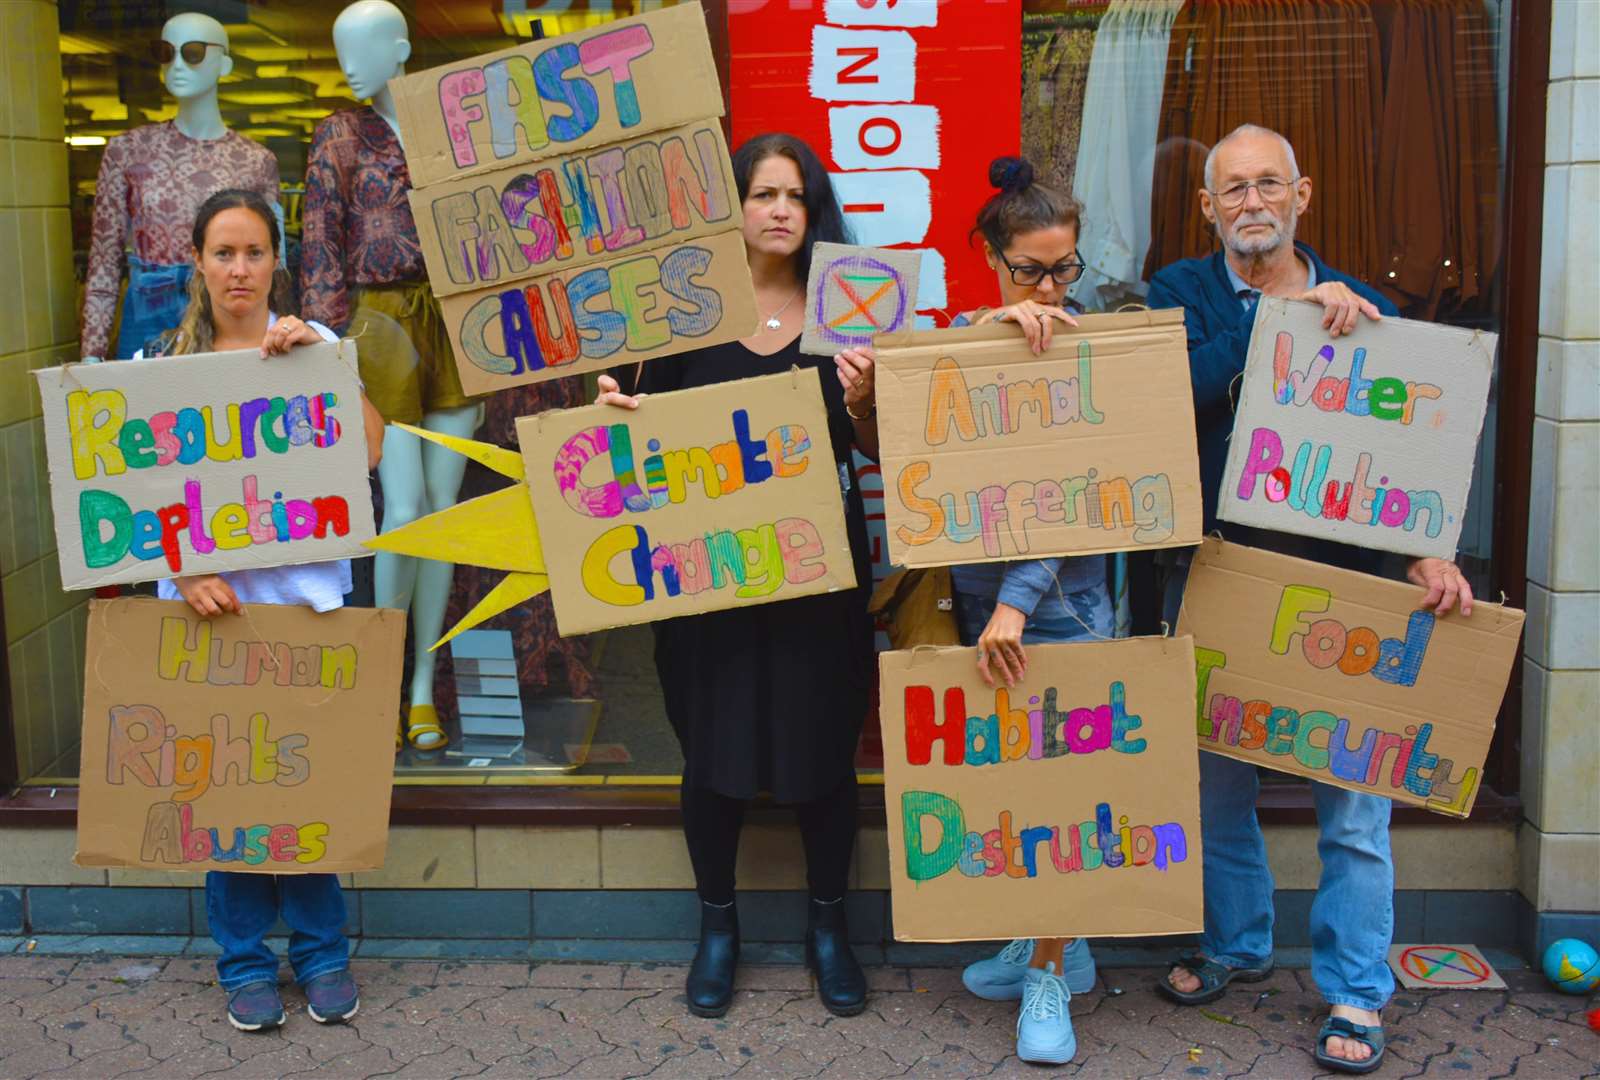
[{"xmin": 1221, "ymin": 207, "xmax": 1296, "ymax": 257}]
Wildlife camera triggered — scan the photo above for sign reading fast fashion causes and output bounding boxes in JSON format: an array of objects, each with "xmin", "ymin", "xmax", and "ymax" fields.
[
  {"xmin": 75, "ymin": 598, "xmax": 405, "ymax": 873},
  {"xmin": 439, "ymin": 228, "xmax": 760, "ymax": 396},
  {"xmin": 880, "ymin": 638, "xmax": 1203, "ymax": 942},
  {"xmin": 873, "ymin": 310, "xmax": 1202, "ymax": 568},
  {"xmin": 1177, "ymin": 539, "xmax": 1525, "ymax": 818},
  {"xmin": 516, "ymin": 369, "xmax": 858, "ymax": 636},
  {"xmin": 389, "ymin": 4, "xmax": 724, "ymax": 189},
  {"xmin": 35, "ymin": 343, "xmax": 376, "ymax": 590},
  {"xmin": 1218, "ymin": 298, "xmax": 1496, "ymax": 559}
]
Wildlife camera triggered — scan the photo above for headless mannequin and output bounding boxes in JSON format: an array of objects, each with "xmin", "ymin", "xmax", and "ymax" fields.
[
  {"xmin": 83, "ymin": 14, "xmax": 263, "ymax": 362},
  {"xmin": 333, "ymin": 0, "xmax": 480, "ymax": 750}
]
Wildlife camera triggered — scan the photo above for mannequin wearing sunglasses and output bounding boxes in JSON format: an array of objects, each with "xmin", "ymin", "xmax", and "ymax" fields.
[
  {"xmin": 82, "ymin": 12, "xmax": 280, "ymax": 362},
  {"xmin": 300, "ymin": 0, "xmax": 486, "ymax": 751}
]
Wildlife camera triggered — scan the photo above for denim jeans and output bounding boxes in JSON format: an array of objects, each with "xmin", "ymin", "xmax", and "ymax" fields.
[
  {"xmin": 955, "ymin": 580, "xmax": 1115, "ymax": 646},
  {"xmin": 1161, "ymin": 555, "xmax": 1395, "ymax": 1010},
  {"xmin": 114, "ymin": 256, "xmax": 193, "ymax": 359},
  {"xmin": 205, "ymin": 872, "xmax": 350, "ymax": 991}
]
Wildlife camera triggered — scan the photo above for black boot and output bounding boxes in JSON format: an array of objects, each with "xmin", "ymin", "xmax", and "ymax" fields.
[
  {"xmin": 686, "ymin": 900, "xmax": 739, "ymax": 1017},
  {"xmin": 806, "ymin": 897, "xmax": 866, "ymax": 1016}
]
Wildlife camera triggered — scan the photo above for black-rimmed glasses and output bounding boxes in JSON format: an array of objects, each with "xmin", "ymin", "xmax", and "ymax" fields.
[
  {"xmin": 152, "ymin": 40, "xmax": 228, "ymax": 66},
  {"xmin": 1002, "ymin": 251, "xmax": 1086, "ymax": 287}
]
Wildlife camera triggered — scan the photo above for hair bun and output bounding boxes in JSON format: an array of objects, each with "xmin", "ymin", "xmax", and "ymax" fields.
[{"xmin": 989, "ymin": 156, "xmax": 1034, "ymax": 193}]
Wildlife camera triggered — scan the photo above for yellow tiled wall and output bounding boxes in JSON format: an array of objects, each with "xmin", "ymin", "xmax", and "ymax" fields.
[{"xmin": 1, "ymin": 0, "xmax": 86, "ymax": 782}]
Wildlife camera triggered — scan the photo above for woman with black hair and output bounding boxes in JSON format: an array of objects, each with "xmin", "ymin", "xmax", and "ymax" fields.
[{"xmin": 597, "ymin": 134, "xmax": 877, "ymax": 1020}]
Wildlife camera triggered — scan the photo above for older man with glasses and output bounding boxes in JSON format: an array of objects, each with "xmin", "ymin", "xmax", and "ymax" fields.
[{"xmin": 1145, "ymin": 123, "xmax": 1473, "ymax": 1075}]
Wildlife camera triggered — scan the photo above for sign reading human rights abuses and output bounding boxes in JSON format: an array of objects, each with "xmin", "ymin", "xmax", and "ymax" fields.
[
  {"xmin": 1177, "ymin": 539, "xmax": 1524, "ymax": 817},
  {"xmin": 1218, "ymin": 298, "xmax": 1496, "ymax": 559},
  {"xmin": 388, "ymin": 4, "xmax": 759, "ymax": 394},
  {"xmin": 75, "ymin": 598, "xmax": 405, "ymax": 873},
  {"xmin": 36, "ymin": 343, "xmax": 376, "ymax": 590},
  {"xmin": 516, "ymin": 369, "xmax": 858, "ymax": 636},
  {"xmin": 873, "ymin": 310, "xmax": 1202, "ymax": 568},
  {"xmin": 880, "ymin": 638, "xmax": 1203, "ymax": 941}
]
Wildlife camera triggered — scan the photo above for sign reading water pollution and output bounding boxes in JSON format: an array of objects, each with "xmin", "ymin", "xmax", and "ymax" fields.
[
  {"xmin": 800, "ymin": 242, "xmax": 922, "ymax": 356},
  {"xmin": 880, "ymin": 638, "xmax": 1203, "ymax": 942},
  {"xmin": 389, "ymin": 4, "xmax": 759, "ymax": 394},
  {"xmin": 516, "ymin": 369, "xmax": 857, "ymax": 636},
  {"xmin": 1177, "ymin": 539, "xmax": 1524, "ymax": 817},
  {"xmin": 75, "ymin": 598, "xmax": 405, "ymax": 873},
  {"xmin": 1218, "ymin": 299, "xmax": 1496, "ymax": 559},
  {"xmin": 35, "ymin": 343, "xmax": 375, "ymax": 590},
  {"xmin": 874, "ymin": 310, "xmax": 1202, "ymax": 568}
]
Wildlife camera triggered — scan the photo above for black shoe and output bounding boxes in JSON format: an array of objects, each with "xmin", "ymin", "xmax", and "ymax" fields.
[
  {"xmin": 686, "ymin": 900, "xmax": 739, "ymax": 1017},
  {"xmin": 806, "ymin": 897, "xmax": 867, "ymax": 1016}
]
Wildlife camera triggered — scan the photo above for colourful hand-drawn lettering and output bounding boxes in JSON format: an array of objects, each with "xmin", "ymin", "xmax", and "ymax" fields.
[
  {"xmin": 902, "ymin": 681, "xmax": 1146, "ymax": 766},
  {"xmin": 139, "ymin": 801, "xmax": 329, "ymax": 866}
]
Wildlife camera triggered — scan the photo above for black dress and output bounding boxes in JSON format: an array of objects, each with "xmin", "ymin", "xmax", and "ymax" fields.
[{"xmin": 635, "ymin": 333, "xmax": 874, "ymax": 803}]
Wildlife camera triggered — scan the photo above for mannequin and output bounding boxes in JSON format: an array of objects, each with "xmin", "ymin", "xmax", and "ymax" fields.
[
  {"xmin": 302, "ymin": 0, "xmax": 483, "ymax": 750},
  {"xmin": 82, "ymin": 13, "xmax": 280, "ymax": 361}
]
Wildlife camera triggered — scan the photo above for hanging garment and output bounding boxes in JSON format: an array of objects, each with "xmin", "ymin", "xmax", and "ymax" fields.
[
  {"xmin": 83, "ymin": 123, "xmax": 279, "ymax": 359},
  {"xmin": 1069, "ymin": 0, "xmax": 1186, "ymax": 311}
]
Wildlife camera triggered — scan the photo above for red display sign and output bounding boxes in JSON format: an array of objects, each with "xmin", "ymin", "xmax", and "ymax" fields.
[{"xmin": 727, "ymin": 0, "xmax": 1022, "ymax": 323}]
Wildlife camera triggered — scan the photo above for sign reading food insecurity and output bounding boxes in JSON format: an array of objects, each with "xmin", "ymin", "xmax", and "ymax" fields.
[
  {"xmin": 516, "ymin": 369, "xmax": 857, "ymax": 636},
  {"xmin": 75, "ymin": 598, "xmax": 404, "ymax": 873},
  {"xmin": 35, "ymin": 343, "xmax": 375, "ymax": 590},
  {"xmin": 874, "ymin": 310, "xmax": 1202, "ymax": 568},
  {"xmin": 1218, "ymin": 299, "xmax": 1496, "ymax": 559},
  {"xmin": 1177, "ymin": 539, "xmax": 1524, "ymax": 817},
  {"xmin": 881, "ymin": 638, "xmax": 1203, "ymax": 941},
  {"xmin": 389, "ymin": 3, "xmax": 759, "ymax": 393}
]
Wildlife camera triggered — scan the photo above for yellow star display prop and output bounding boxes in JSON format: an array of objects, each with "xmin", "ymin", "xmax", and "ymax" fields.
[{"xmin": 363, "ymin": 423, "xmax": 551, "ymax": 650}]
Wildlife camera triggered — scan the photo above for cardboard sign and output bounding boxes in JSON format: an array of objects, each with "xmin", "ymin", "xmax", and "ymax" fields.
[
  {"xmin": 1177, "ymin": 538, "xmax": 1524, "ymax": 817},
  {"xmin": 1218, "ymin": 298, "xmax": 1496, "ymax": 559},
  {"xmin": 35, "ymin": 343, "xmax": 375, "ymax": 590},
  {"xmin": 516, "ymin": 368, "xmax": 858, "ymax": 635},
  {"xmin": 75, "ymin": 598, "xmax": 404, "ymax": 873},
  {"xmin": 1388, "ymin": 944, "xmax": 1507, "ymax": 990},
  {"xmin": 874, "ymin": 310, "xmax": 1202, "ymax": 568},
  {"xmin": 408, "ymin": 119, "xmax": 739, "ymax": 300},
  {"xmin": 800, "ymin": 242, "xmax": 922, "ymax": 356},
  {"xmin": 880, "ymin": 637, "xmax": 1204, "ymax": 942},
  {"xmin": 389, "ymin": 4, "xmax": 724, "ymax": 189},
  {"xmin": 438, "ymin": 226, "xmax": 759, "ymax": 396}
]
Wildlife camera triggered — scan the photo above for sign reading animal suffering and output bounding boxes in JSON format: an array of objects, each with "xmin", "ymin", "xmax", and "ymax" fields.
[
  {"xmin": 75, "ymin": 598, "xmax": 405, "ymax": 873},
  {"xmin": 1177, "ymin": 539, "xmax": 1524, "ymax": 817},
  {"xmin": 516, "ymin": 369, "xmax": 858, "ymax": 636},
  {"xmin": 35, "ymin": 342, "xmax": 375, "ymax": 590},
  {"xmin": 800, "ymin": 242, "xmax": 922, "ymax": 356},
  {"xmin": 873, "ymin": 310, "xmax": 1202, "ymax": 568},
  {"xmin": 880, "ymin": 638, "xmax": 1203, "ymax": 941},
  {"xmin": 1218, "ymin": 298, "xmax": 1496, "ymax": 559},
  {"xmin": 390, "ymin": 4, "xmax": 760, "ymax": 393}
]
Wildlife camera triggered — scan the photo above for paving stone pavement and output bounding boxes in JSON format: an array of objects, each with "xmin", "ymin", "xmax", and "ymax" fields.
[{"xmin": 0, "ymin": 954, "xmax": 1595, "ymax": 1079}]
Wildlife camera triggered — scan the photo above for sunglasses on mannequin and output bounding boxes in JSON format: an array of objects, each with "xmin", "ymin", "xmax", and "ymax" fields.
[{"xmin": 151, "ymin": 40, "xmax": 227, "ymax": 65}]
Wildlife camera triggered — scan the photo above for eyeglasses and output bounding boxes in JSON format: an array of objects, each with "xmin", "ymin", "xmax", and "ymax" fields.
[
  {"xmin": 1210, "ymin": 177, "xmax": 1295, "ymax": 209},
  {"xmin": 1002, "ymin": 252, "xmax": 1086, "ymax": 287},
  {"xmin": 151, "ymin": 40, "xmax": 228, "ymax": 66}
]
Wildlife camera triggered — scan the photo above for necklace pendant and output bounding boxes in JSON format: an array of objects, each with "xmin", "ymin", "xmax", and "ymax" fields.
[{"xmin": 765, "ymin": 316, "xmax": 782, "ymax": 330}]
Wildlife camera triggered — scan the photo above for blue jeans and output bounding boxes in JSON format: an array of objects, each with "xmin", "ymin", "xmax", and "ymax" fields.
[
  {"xmin": 955, "ymin": 580, "xmax": 1115, "ymax": 646},
  {"xmin": 1161, "ymin": 555, "xmax": 1395, "ymax": 1010},
  {"xmin": 114, "ymin": 256, "xmax": 193, "ymax": 359},
  {"xmin": 205, "ymin": 872, "xmax": 350, "ymax": 991}
]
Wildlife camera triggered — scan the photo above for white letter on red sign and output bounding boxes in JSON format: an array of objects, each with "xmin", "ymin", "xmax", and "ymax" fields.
[{"xmin": 823, "ymin": 0, "xmax": 938, "ymax": 27}]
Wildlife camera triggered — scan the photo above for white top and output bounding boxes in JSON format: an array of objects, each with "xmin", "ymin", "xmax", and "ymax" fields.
[{"xmin": 138, "ymin": 315, "xmax": 355, "ymax": 612}]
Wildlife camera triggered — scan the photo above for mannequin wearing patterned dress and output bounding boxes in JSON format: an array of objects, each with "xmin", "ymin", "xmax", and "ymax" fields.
[{"xmin": 82, "ymin": 13, "xmax": 278, "ymax": 361}]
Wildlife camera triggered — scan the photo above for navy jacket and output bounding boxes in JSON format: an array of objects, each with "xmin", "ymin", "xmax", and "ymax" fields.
[{"xmin": 1146, "ymin": 243, "xmax": 1398, "ymax": 546}]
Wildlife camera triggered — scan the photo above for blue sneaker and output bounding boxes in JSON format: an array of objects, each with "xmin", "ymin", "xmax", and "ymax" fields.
[
  {"xmin": 304, "ymin": 969, "xmax": 360, "ymax": 1024},
  {"xmin": 963, "ymin": 938, "xmax": 1097, "ymax": 1000},
  {"xmin": 226, "ymin": 981, "xmax": 285, "ymax": 1032},
  {"xmin": 1016, "ymin": 962, "xmax": 1076, "ymax": 1065}
]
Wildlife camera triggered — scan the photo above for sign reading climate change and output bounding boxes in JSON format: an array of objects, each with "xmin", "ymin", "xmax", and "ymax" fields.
[
  {"xmin": 75, "ymin": 598, "xmax": 405, "ymax": 873},
  {"xmin": 389, "ymin": 4, "xmax": 759, "ymax": 394},
  {"xmin": 517, "ymin": 369, "xmax": 857, "ymax": 636},
  {"xmin": 1178, "ymin": 539, "xmax": 1524, "ymax": 817},
  {"xmin": 873, "ymin": 311, "xmax": 1202, "ymax": 568},
  {"xmin": 1218, "ymin": 298, "xmax": 1496, "ymax": 558},
  {"xmin": 35, "ymin": 343, "xmax": 376, "ymax": 590},
  {"xmin": 881, "ymin": 639, "xmax": 1203, "ymax": 942}
]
